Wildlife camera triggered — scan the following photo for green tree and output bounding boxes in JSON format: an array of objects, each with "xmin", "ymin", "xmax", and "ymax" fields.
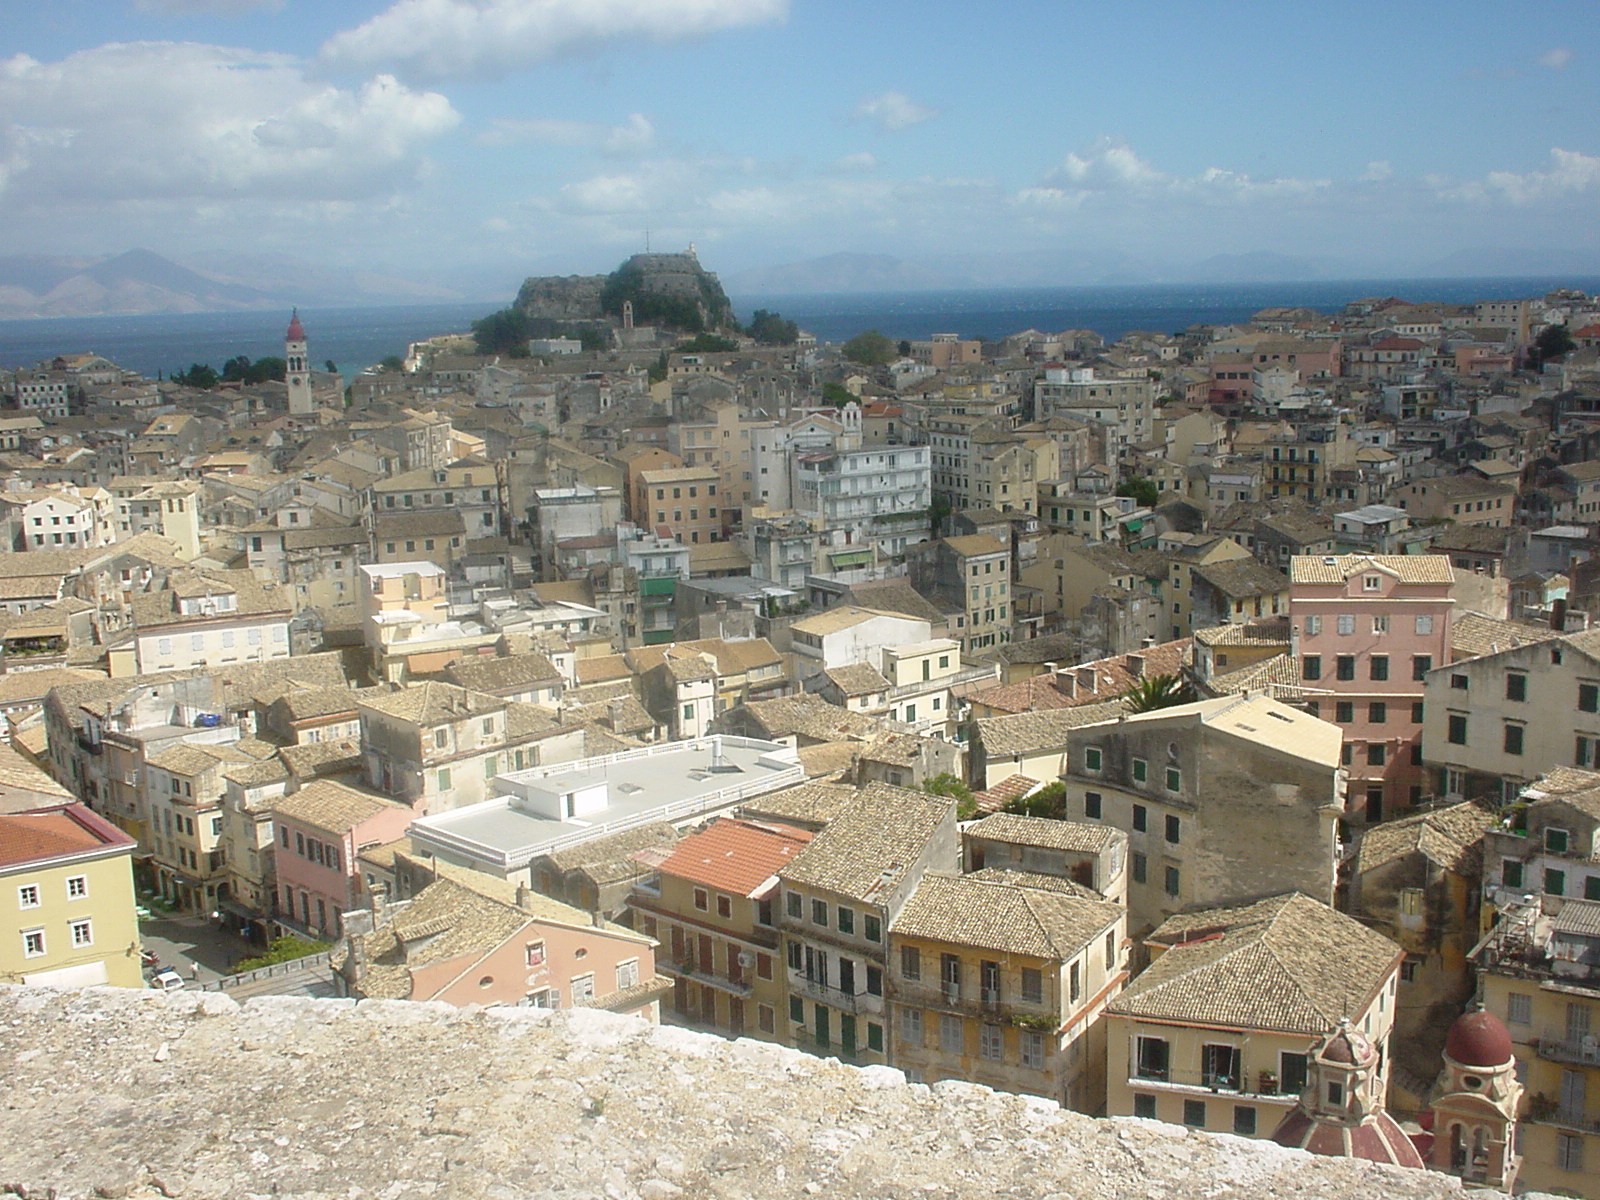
[
  {"xmin": 220, "ymin": 355, "xmax": 253, "ymax": 383},
  {"xmin": 243, "ymin": 356, "xmax": 285, "ymax": 385},
  {"xmin": 172, "ymin": 363, "xmax": 218, "ymax": 389},
  {"xmin": 677, "ymin": 333, "xmax": 739, "ymax": 353},
  {"xmin": 472, "ymin": 307, "xmax": 531, "ymax": 355},
  {"xmin": 821, "ymin": 381, "xmax": 856, "ymax": 407},
  {"xmin": 1122, "ymin": 673, "xmax": 1197, "ymax": 714},
  {"xmin": 842, "ymin": 329, "xmax": 896, "ymax": 366},
  {"xmin": 748, "ymin": 308, "xmax": 799, "ymax": 345},
  {"xmin": 1116, "ymin": 476, "xmax": 1160, "ymax": 507},
  {"xmin": 232, "ymin": 936, "xmax": 329, "ymax": 974},
  {"xmin": 379, "ymin": 354, "xmax": 405, "ymax": 373},
  {"xmin": 1536, "ymin": 323, "xmax": 1575, "ymax": 362},
  {"xmin": 1003, "ymin": 781, "xmax": 1067, "ymax": 820},
  {"xmin": 897, "ymin": 339, "xmax": 912, "ymax": 357},
  {"xmin": 648, "ymin": 352, "xmax": 669, "ymax": 384},
  {"xmin": 324, "ymin": 359, "xmax": 338, "ymax": 374},
  {"xmin": 928, "ymin": 492, "xmax": 953, "ymax": 536},
  {"xmin": 923, "ymin": 772, "xmax": 978, "ymax": 821}
]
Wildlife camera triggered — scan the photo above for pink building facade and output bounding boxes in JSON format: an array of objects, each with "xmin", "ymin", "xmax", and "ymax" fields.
[
  {"xmin": 1289, "ymin": 555, "xmax": 1455, "ymax": 825},
  {"xmin": 274, "ymin": 782, "xmax": 414, "ymax": 940}
]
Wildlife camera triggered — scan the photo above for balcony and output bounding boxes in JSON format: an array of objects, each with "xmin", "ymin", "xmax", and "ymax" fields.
[
  {"xmin": 1538, "ymin": 1032, "xmax": 1600, "ymax": 1066},
  {"xmin": 787, "ymin": 969, "xmax": 883, "ymax": 1015},
  {"xmin": 661, "ymin": 960, "xmax": 752, "ymax": 998},
  {"xmin": 1127, "ymin": 1065, "xmax": 1298, "ymax": 1100},
  {"xmin": 893, "ymin": 978, "xmax": 1053, "ymax": 1023}
]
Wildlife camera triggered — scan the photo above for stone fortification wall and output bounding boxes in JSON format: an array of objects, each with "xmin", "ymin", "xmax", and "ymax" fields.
[
  {"xmin": 0, "ymin": 986, "xmax": 1472, "ymax": 1200},
  {"xmin": 515, "ymin": 274, "xmax": 607, "ymax": 321}
]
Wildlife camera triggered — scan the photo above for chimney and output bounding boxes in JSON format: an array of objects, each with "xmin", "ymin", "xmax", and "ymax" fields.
[
  {"xmin": 515, "ymin": 882, "xmax": 535, "ymax": 913},
  {"xmin": 1552, "ymin": 597, "xmax": 1568, "ymax": 631},
  {"xmin": 1126, "ymin": 653, "xmax": 1145, "ymax": 679},
  {"xmin": 1076, "ymin": 666, "xmax": 1097, "ymax": 695},
  {"xmin": 1052, "ymin": 668, "xmax": 1076, "ymax": 699}
]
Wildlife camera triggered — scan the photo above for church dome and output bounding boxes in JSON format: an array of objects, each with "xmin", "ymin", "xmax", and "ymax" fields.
[
  {"xmin": 286, "ymin": 310, "xmax": 306, "ymax": 342},
  {"xmin": 1318, "ymin": 1024, "xmax": 1376, "ymax": 1067},
  {"xmin": 1444, "ymin": 1009, "xmax": 1513, "ymax": 1068}
]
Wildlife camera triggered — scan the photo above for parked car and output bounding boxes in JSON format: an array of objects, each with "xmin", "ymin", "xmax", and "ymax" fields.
[{"xmin": 148, "ymin": 968, "xmax": 186, "ymax": 992}]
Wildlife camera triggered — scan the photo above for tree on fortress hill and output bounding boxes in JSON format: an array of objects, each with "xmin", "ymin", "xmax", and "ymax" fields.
[
  {"xmin": 746, "ymin": 309, "xmax": 798, "ymax": 345},
  {"xmin": 599, "ymin": 256, "xmax": 735, "ymax": 334},
  {"xmin": 472, "ymin": 307, "xmax": 531, "ymax": 356},
  {"xmin": 842, "ymin": 329, "xmax": 896, "ymax": 366}
]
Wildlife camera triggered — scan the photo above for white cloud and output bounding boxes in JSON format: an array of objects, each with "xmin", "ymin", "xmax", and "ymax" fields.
[
  {"xmin": 134, "ymin": 0, "xmax": 284, "ymax": 12},
  {"xmin": 1361, "ymin": 160, "xmax": 1393, "ymax": 182},
  {"xmin": 854, "ymin": 91, "xmax": 937, "ymax": 132},
  {"xmin": 831, "ymin": 151, "xmax": 877, "ymax": 172},
  {"xmin": 0, "ymin": 43, "xmax": 459, "ymax": 208},
  {"xmin": 480, "ymin": 112, "xmax": 654, "ymax": 154},
  {"xmin": 320, "ymin": 0, "xmax": 788, "ymax": 84},
  {"xmin": 1034, "ymin": 139, "xmax": 1325, "ymax": 204},
  {"xmin": 1539, "ymin": 46, "xmax": 1574, "ymax": 70},
  {"xmin": 1483, "ymin": 147, "xmax": 1600, "ymax": 204}
]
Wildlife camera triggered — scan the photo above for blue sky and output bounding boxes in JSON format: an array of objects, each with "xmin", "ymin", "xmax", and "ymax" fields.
[{"xmin": 3, "ymin": 1, "xmax": 1597, "ymax": 296}]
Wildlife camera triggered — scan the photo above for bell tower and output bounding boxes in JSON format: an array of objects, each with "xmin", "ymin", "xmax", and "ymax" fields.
[{"xmin": 285, "ymin": 308, "xmax": 313, "ymax": 416}]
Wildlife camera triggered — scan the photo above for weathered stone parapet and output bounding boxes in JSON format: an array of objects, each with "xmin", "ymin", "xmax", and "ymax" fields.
[{"xmin": 0, "ymin": 986, "xmax": 1470, "ymax": 1200}]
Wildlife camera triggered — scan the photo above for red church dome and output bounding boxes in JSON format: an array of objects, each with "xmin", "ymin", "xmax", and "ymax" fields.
[
  {"xmin": 285, "ymin": 310, "xmax": 306, "ymax": 342},
  {"xmin": 1444, "ymin": 1009, "xmax": 1514, "ymax": 1068}
]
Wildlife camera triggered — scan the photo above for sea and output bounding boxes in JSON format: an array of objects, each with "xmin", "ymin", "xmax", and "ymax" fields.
[{"xmin": 1, "ymin": 275, "xmax": 1597, "ymax": 382}]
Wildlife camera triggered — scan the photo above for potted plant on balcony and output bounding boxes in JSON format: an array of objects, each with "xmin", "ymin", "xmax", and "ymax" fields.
[{"xmin": 1257, "ymin": 1069, "xmax": 1279, "ymax": 1095}]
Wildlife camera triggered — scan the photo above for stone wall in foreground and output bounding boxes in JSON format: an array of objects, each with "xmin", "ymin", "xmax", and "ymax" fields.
[{"xmin": 0, "ymin": 986, "xmax": 1471, "ymax": 1200}]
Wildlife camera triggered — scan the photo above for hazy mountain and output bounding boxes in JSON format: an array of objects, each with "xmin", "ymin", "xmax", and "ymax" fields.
[{"xmin": 0, "ymin": 249, "xmax": 465, "ymax": 319}]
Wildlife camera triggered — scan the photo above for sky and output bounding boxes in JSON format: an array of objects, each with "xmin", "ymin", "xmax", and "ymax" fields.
[{"xmin": 2, "ymin": 0, "xmax": 1598, "ymax": 298}]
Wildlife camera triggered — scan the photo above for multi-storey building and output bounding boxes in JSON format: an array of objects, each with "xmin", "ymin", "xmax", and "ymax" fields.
[
  {"xmin": 1423, "ymin": 630, "xmax": 1600, "ymax": 807},
  {"xmin": 634, "ymin": 465, "xmax": 724, "ymax": 545},
  {"xmin": 1482, "ymin": 767, "xmax": 1600, "ymax": 915},
  {"xmin": 791, "ymin": 444, "xmax": 931, "ymax": 563},
  {"xmin": 778, "ymin": 789, "xmax": 958, "ymax": 1065},
  {"xmin": 0, "ymin": 803, "xmax": 141, "ymax": 988},
  {"xmin": 1059, "ymin": 694, "xmax": 1343, "ymax": 938},
  {"xmin": 1106, "ymin": 893, "xmax": 1404, "ymax": 1142},
  {"xmin": 120, "ymin": 568, "xmax": 293, "ymax": 676},
  {"xmin": 629, "ymin": 816, "xmax": 812, "ymax": 1042},
  {"xmin": 273, "ymin": 779, "xmax": 413, "ymax": 940},
  {"xmin": 1033, "ymin": 367, "xmax": 1154, "ymax": 464},
  {"xmin": 1290, "ymin": 554, "xmax": 1455, "ymax": 824},
  {"xmin": 907, "ymin": 535, "xmax": 1011, "ymax": 656},
  {"xmin": 143, "ymin": 741, "xmax": 257, "ymax": 914},
  {"xmin": 888, "ymin": 872, "xmax": 1126, "ymax": 1110},
  {"xmin": 370, "ymin": 464, "xmax": 502, "ymax": 541}
]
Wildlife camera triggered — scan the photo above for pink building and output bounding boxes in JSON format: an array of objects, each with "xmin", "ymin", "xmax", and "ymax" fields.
[
  {"xmin": 273, "ymin": 780, "xmax": 414, "ymax": 940},
  {"xmin": 1289, "ymin": 555, "xmax": 1455, "ymax": 824}
]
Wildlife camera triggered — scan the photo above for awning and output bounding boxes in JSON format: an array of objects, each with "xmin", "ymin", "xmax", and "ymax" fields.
[{"xmin": 829, "ymin": 549, "xmax": 874, "ymax": 568}]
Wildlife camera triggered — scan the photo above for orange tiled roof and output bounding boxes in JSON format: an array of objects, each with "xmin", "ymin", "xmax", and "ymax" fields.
[
  {"xmin": 0, "ymin": 804, "xmax": 132, "ymax": 869},
  {"xmin": 655, "ymin": 817, "xmax": 814, "ymax": 897}
]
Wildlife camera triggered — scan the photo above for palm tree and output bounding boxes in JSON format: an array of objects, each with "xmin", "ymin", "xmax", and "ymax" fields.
[{"xmin": 1122, "ymin": 673, "xmax": 1196, "ymax": 714}]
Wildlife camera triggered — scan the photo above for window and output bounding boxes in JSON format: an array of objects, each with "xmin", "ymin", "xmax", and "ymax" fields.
[
  {"xmin": 1412, "ymin": 701, "xmax": 1425, "ymax": 723},
  {"xmin": 837, "ymin": 906, "xmax": 854, "ymax": 935},
  {"xmin": 70, "ymin": 919, "xmax": 92, "ymax": 947},
  {"xmin": 1336, "ymin": 655, "xmax": 1355, "ymax": 681},
  {"xmin": 864, "ymin": 914, "xmax": 881, "ymax": 942},
  {"xmin": 681, "ymin": 704, "xmax": 694, "ymax": 722},
  {"xmin": 1233, "ymin": 1106, "xmax": 1257, "ymax": 1136},
  {"xmin": 901, "ymin": 945, "xmax": 921, "ymax": 980},
  {"xmin": 1302, "ymin": 655, "xmax": 1322, "ymax": 682},
  {"xmin": 1182, "ymin": 1099, "xmax": 1207, "ymax": 1127},
  {"xmin": 1400, "ymin": 958, "xmax": 1418, "ymax": 983},
  {"xmin": 524, "ymin": 941, "xmax": 546, "ymax": 968},
  {"xmin": 1370, "ymin": 655, "xmax": 1389, "ymax": 681},
  {"xmin": 1582, "ymin": 683, "xmax": 1600, "ymax": 713},
  {"xmin": 1504, "ymin": 723, "xmax": 1524, "ymax": 755},
  {"xmin": 18, "ymin": 884, "xmax": 40, "ymax": 909},
  {"xmin": 1305, "ymin": 615, "xmax": 1322, "ymax": 636},
  {"xmin": 1502, "ymin": 860, "xmax": 1524, "ymax": 888},
  {"xmin": 1084, "ymin": 747, "xmax": 1102, "ymax": 773},
  {"xmin": 616, "ymin": 959, "xmax": 639, "ymax": 990},
  {"xmin": 1367, "ymin": 744, "xmax": 1386, "ymax": 767},
  {"xmin": 789, "ymin": 996, "xmax": 804, "ymax": 1025},
  {"xmin": 66, "ymin": 876, "xmax": 86, "ymax": 900},
  {"xmin": 1280, "ymin": 1051, "xmax": 1309, "ymax": 1095},
  {"xmin": 570, "ymin": 973, "xmax": 595, "ymax": 1004},
  {"xmin": 1367, "ymin": 701, "xmax": 1389, "ymax": 724},
  {"xmin": 1507, "ymin": 993, "xmax": 1532, "ymax": 1026},
  {"xmin": 899, "ymin": 1006, "xmax": 924, "ymax": 1046},
  {"xmin": 1164, "ymin": 866, "xmax": 1180, "ymax": 897},
  {"xmin": 1372, "ymin": 615, "xmax": 1389, "ymax": 635},
  {"xmin": 1020, "ymin": 1029, "xmax": 1045, "ymax": 1069},
  {"xmin": 1132, "ymin": 758, "xmax": 1147, "ymax": 783},
  {"xmin": 1415, "ymin": 614, "xmax": 1434, "ymax": 635},
  {"xmin": 980, "ymin": 1023, "xmax": 1003, "ymax": 1060},
  {"xmin": 1132, "ymin": 804, "xmax": 1147, "ymax": 832},
  {"xmin": 1135, "ymin": 1035, "xmax": 1170, "ymax": 1081},
  {"xmin": 1557, "ymin": 1132, "xmax": 1584, "ymax": 1172},
  {"xmin": 1133, "ymin": 1094, "xmax": 1157, "ymax": 1119},
  {"xmin": 1545, "ymin": 868, "xmax": 1566, "ymax": 896},
  {"xmin": 693, "ymin": 888, "xmax": 708, "ymax": 911},
  {"xmin": 940, "ymin": 1014, "xmax": 964, "ymax": 1054},
  {"xmin": 1132, "ymin": 853, "xmax": 1147, "ymax": 884},
  {"xmin": 1084, "ymin": 791, "xmax": 1102, "ymax": 819},
  {"xmin": 866, "ymin": 1023, "xmax": 883, "ymax": 1053},
  {"xmin": 1547, "ymin": 828, "xmax": 1571, "ymax": 853},
  {"xmin": 785, "ymin": 891, "xmax": 802, "ymax": 919},
  {"xmin": 1448, "ymin": 714, "xmax": 1468, "ymax": 745},
  {"xmin": 811, "ymin": 899, "xmax": 828, "ymax": 926},
  {"xmin": 23, "ymin": 929, "xmax": 45, "ymax": 957},
  {"xmin": 1336, "ymin": 701, "xmax": 1354, "ymax": 723},
  {"xmin": 1165, "ymin": 766, "xmax": 1181, "ymax": 793},
  {"xmin": 1337, "ymin": 614, "xmax": 1356, "ymax": 635},
  {"xmin": 1412, "ymin": 654, "xmax": 1432, "ymax": 682},
  {"xmin": 1021, "ymin": 967, "xmax": 1043, "ymax": 1004},
  {"xmin": 436, "ymin": 767, "xmax": 451, "ymax": 791},
  {"xmin": 1164, "ymin": 814, "xmax": 1180, "ymax": 844},
  {"xmin": 1451, "ymin": 673, "xmax": 1469, "ymax": 691}
]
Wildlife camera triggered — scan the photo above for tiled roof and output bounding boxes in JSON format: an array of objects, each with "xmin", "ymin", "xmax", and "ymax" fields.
[
  {"xmin": 732, "ymin": 694, "xmax": 884, "ymax": 743},
  {"xmin": 1288, "ymin": 554, "xmax": 1456, "ymax": 585},
  {"xmin": 358, "ymin": 682, "xmax": 506, "ymax": 725},
  {"xmin": 941, "ymin": 534, "xmax": 1009, "ymax": 559},
  {"xmin": 541, "ymin": 821, "xmax": 681, "ymax": 878},
  {"xmin": 794, "ymin": 741, "xmax": 862, "ymax": 779},
  {"xmin": 1523, "ymin": 766, "xmax": 1600, "ymax": 822},
  {"xmin": 444, "ymin": 652, "xmax": 562, "ymax": 695},
  {"xmin": 1191, "ymin": 557, "xmax": 1290, "ymax": 599},
  {"xmin": 146, "ymin": 742, "xmax": 251, "ymax": 777},
  {"xmin": 965, "ymin": 812, "xmax": 1118, "ymax": 854},
  {"xmin": 654, "ymin": 817, "xmax": 814, "ymax": 897},
  {"xmin": 278, "ymin": 739, "xmax": 363, "ymax": 780},
  {"xmin": 965, "ymin": 866, "xmax": 1103, "ymax": 900},
  {"xmin": 1108, "ymin": 893, "xmax": 1401, "ymax": 1034},
  {"xmin": 736, "ymin": 779, "xmax": 861, "ymax": 828},
  {"xmin": 780, "ymin": 789, "xmax": 951, "ymax": 902},
  {"xmin": 969, "ymin": 639, "xmax": 1192, "ymax": 715},
  {"xmin": 1205, "ymin": 653, "xmax": 1300, "ymax": 697},
  {"xmin": 822, "ymin": 662, "xmax": 891, "ymax": 697},
  {"xmin": 1449, "ymin": 611, "xmax": 1558, "ymax": 660},
  {"xmin": 274, "ymin": 780, "xmax": 408, "ymax": 834},
  {"xmin": 0, "ymin": 803, "xmax": 132, "ymax": 868},
  {"xmin": 273, "ymin": 686, "xmax": 362, "ymax": 721},
  {"xmin": 970, "ymin": 774, "xmax": 1043, "ymax": 815},
  {"xmin": 1354, "ymin": 800, "xmax": 1496, "ymax": 878},
  {"xmin": 973, "ymin": 701, "xmax": 1126, "ymax": 759},
  {"xmin": 130, "ymin": 568, "xmax": 289, "ymax": 629},
  {"xmin": 841, "ymin": 579, "xmax": 950, "ymax": 625},
  {"xmin": 1192, "ymin": 618, "xmax": 1291, "ymax": 648},
  {"xmin": 890, "ymin": 872, "xmax": 1121, "ymax": 959}
]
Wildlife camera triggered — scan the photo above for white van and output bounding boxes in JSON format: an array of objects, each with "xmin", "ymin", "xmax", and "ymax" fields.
[{"xmin": 149, "ymin": 968, "xmax": 186, "ymax": 992}]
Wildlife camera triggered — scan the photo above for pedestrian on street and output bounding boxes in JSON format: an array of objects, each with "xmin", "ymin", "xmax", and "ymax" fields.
[{"xmin": 188, "ymin": 960, "xmax": 199, "ymax": 980}]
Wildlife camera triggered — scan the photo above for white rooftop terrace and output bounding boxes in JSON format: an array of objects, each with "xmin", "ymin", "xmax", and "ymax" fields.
[{"xmin": 407, "ymin": 735, "xmax": 805, "ymax": 880}]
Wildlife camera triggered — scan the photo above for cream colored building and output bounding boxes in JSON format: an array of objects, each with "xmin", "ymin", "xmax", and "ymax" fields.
[
  {"xmin": 1, "ymin": 803, "xmax": 142, "ymax": 989},
  {"xmin": 889, "ymin": 871, "xmax": 1127, "ymax": 1111},
  {"xmin": 1106, "ymin": 893, "xmax": 1403, "ymax": 1141}
]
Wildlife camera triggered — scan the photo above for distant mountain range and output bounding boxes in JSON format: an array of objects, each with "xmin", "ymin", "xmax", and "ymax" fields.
[{"xmin": 0, "ymin": 249, "xmax": 464, "ymax": 319}]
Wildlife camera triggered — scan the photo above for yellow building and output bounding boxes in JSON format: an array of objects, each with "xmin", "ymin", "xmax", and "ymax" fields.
[
  {"xmin": 888, "ymin": 871, "xmax": 1127, "ymax": 1111},
  {"xmin": 1, "ymin": 803, "xmax": 142, "ymax": 988},
  {"xmin": 629, "ymin": 816, "xmax": 814, "ymax": 1044},
  {"xmin": 1473, "ymin": 895, "xmax": 1600, "ymax": 1197},
  {"xmin": 1106, "ymin": 893, "xmax": 1403, "ymax": 1141}
]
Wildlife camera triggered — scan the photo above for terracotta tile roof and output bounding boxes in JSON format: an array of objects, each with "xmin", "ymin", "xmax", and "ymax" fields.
[
  {"xmin": 1449, "ymin": 611, "xmax": 1557, "ymax": 660},
  {"xmin": 966, "ymin": 812, "xmax": 1119, "ymax": 854},
  {"xmin": 965, "ymin": 866, "xmax": 1104, "ymax": 900},
  {"xmin": 890, "ymin": 872, "xmax": 1122, "ymax": 959},
  {"xmin": 654, "ymin": 817, "xmax": 814, "ymax": 897},
  {"xmin": 274, "ymin": 780, "xmax": 409, "ymax": 835},
  {"xmin": 357, "ymin": 682, "xmax": 506, "ymax": 725},
  {"xmin": 1288, "ymin": 554, "xmax": 1456, "ymax": 585},
  {"xmin": 736, "ymin": 779, "xmax": 862, "ymax": 828},
  {"xmin": 1108, "ymin": 893, "xmax": 1400, "ymax": 1035},
  {"xmin": 972, "ymin": 700, "xmax": 1126, "ymax": 759},
  {"xmin": 0, "ymin": 803, "xmax": 133, "ymax": 869},
  {"xmin": 969, "ymin": 639, "xmax": 1192, "ymax": 715},
  {"xmin": 1191, "ymin": 618, "xmax": 1291, "ymax": 648},
  {"xmin": 780, "ymin": 789, "xmax": 951, "ymax": 902},
  {"xmin": 970, "ymin": 774, "xmax": 1043, "ymax": 815},
  {"xmin": 1354, "ymin": 800, "xmax": 1496, "ymax": 878},
  {"xmin": 823, "ymin": 663, "xmax": 891, "ymax": 697}
]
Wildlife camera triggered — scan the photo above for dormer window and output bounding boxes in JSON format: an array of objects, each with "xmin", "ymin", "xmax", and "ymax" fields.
[{"xmin": 1362, "ymin": 575, "xmax": 1381, "ymax": 591}]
